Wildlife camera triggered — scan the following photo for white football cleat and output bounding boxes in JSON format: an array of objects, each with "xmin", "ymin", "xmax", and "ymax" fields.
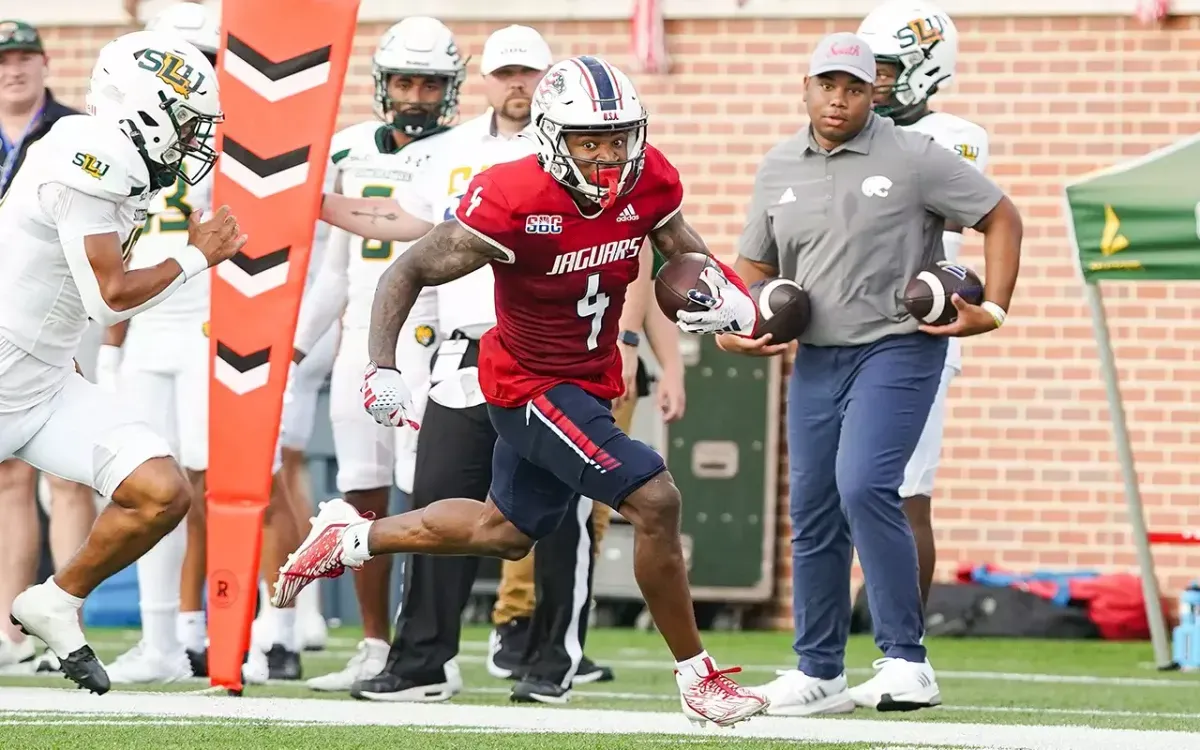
[
  {"xmin": 676, "ymin": 658, "xmax": 769, "ymax": 728},
  {"xmin": 847, "ymin": 657, "xmax": 941, "ymax": 711},
  {"xmin": 755, "ymin": 669, "xmax": 856, "ymax": 716},
  {"xmin": 0, "ymin": 632, "xmax": 36, "ymax": 671},
  {"xmin": 10, "ymin": 583, "xmax": 109, "ymax": 694},
  {"xmin": 306, "ymin": 638, "xmax": 389, "ymax": 692},
  {"xmin": 272, "ymin": 498, "xmax": 370, "ymax": 608},
  {"xmin": 105, "ymin": 641, "xmax": 192, "ymax": 684},
  {"xmin": 296, "ymin": 611, "xmax": 328, "ymax": 652}
]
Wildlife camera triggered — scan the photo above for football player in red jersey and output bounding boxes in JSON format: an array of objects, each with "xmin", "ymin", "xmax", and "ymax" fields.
[{"xmin": 272, "ymin": 56, "xmax": 772, "ymax": 727}]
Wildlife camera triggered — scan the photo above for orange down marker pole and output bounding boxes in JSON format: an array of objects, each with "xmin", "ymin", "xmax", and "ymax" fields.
[{"xmin": 206, "ymin": 0, "xmax": 360, "ymax": 693}]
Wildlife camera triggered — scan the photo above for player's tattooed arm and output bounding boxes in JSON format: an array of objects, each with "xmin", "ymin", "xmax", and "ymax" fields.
[
  {"xmin": 647, "ymin": 211, "xmax": 710, "ymax": 261},
  {"xmin": 367, "ymin": 221, "xmax": 508, "ymax": 368},
  {"xmin": 320, "ymin": 193, "xmax": 433, "ymax": 243}
]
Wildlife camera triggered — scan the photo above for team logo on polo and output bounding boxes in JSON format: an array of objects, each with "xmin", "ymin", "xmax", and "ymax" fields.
[
  {"xmin": 73, "ymin": 152, "xmax": 109, "ymax": 179},
  {"xmin": 861, "ymin": 175, "xmax": 892, "ymax": 198},
  {"xmin": 135, "ymin": 49, "xmax": 208, "ymax": 98},
  {"xmin": 414, "ymin": 325, "xmax": 436, "ymax": 347}
]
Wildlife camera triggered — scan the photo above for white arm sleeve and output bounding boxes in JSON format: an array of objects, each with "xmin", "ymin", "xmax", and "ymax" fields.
[
  {"xmin": 293, "ymin": 225, "xmax": 350, "ymax": 352},
  {"xmin": 45, "ymin": 183, "xmax": 188, "ymax": 326}
]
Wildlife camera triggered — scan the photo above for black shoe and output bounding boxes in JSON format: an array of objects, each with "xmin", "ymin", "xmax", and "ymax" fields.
[
  {"xmin": 59, "ymin": 646, "xmax": 111, "ymax": 695},
  {"xmin": 572, "ymin": 656, "xmax": 614, "ymax": 685},
  {"xmin": 187, "ymin": 648, "xmax": 208, "ymax": 678},
  {"xmin": 487, "ymin": 617, "xmax": 530, "ymax": 680},
  {"xmin": 265, "ymin": 644, "xmax": 301, "ymax": 680},
  {"xmin": 350, "ymin": 670, "xmax": 459, "ymax": 702},
  {"xmin": 511, "ymin": 676, "xmax": 570, "ymax": 704},
  {"xmin": 8, "ymin": 614, "xmax": 107, "ymax": 694}
]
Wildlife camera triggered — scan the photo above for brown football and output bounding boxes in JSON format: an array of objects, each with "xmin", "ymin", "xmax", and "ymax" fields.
[
  {"xmin": 750, "ymin": 278, "xmax": 811, "ymax": 344},
  {"xmin": 654, "ymin": 252, "xmax": 717, "ymax": 321}
]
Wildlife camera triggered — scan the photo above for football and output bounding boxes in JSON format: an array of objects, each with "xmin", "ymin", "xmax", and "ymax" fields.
[
  {"xmin": 654, "ymin": 252, "xmax": 717, "ymax": 321},
  {"xmin": 902, "ymin": 261, "xmax": 985, "ymax": 326},
  {"xmin": 750, "ymin": 278, "xmax": 811, "ymax": 344}
]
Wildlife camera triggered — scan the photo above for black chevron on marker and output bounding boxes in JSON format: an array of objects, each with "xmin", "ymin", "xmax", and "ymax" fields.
[
  {"xmin": 216, "ymin": 343, "xmax": 271, "ymax": 373},
  {"xmin": 222, "ymin": 138, "xmax": 310, "ymax": 178},
  {"xmin": 229, "ymin": 247, "xmax": 290, "ymax": 276},
  {"xmin": 226, "ymin": 35, "xmax": 331, "ymax": 81}
]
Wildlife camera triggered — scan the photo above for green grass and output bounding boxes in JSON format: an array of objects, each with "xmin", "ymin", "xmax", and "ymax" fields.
[{"xmin": 1, "ymin": 626, "xmax": 1198, "ymax": 748}]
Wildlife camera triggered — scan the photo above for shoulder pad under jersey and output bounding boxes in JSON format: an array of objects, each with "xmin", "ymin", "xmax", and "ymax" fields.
[
  {"xmin": 329, "ymin": 121, "xmax": 388, "ymax": 168},
  {"xmin": 32, "ymin": 115, "xmax": 151, "ymax": 202}
]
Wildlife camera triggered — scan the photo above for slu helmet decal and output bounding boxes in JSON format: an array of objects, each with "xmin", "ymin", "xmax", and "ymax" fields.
[{"xmin": 134, "ymin": 48, "xmax": 210, "ymax": 99}]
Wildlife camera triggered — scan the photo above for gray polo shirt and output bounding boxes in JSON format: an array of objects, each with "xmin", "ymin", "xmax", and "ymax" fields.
[{"xmin": 738, "ymin": 113, "xmax": 1004, "ymax": 346}]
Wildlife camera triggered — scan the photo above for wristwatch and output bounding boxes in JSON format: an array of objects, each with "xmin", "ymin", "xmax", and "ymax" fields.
[{"xmin": 619, "ymin": 330, "xmax": 640, "ymax": 348}]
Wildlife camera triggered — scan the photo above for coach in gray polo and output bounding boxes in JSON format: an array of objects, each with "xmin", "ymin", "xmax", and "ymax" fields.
[{"xmin": 719, "ymin": 32, "xmax": 1023, "ymax": 716}]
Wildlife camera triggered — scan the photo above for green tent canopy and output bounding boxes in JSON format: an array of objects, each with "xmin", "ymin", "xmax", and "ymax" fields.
[
  {"xmin": 1063, "ymin": 133, "xmax": 1200, "ymax": 670},
  {"xmin": 1067, "ymin": 133, "xmax": 1200, "ymax": 282}
]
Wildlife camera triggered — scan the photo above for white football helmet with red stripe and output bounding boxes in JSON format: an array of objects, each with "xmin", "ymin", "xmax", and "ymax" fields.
[{"xmin": 530, "ymin": 55, "xmax": 648, "ymax": 208}]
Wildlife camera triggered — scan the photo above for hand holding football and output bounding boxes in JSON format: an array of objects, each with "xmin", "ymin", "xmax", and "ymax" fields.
[{"xmin": 902, "ymin": 261, "xmax": 984, "ymax": 326}]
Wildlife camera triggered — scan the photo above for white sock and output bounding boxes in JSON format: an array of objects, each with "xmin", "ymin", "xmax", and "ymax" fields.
[
  {"xmin": 45, "ymin": 578, "xmax": 84, "ymax": 610},
  {"xmin": 178, "ymin": 611, "xmax": 207, "ymax": 652},
  {"xmin": 341, "ymin": 521, "xmax": 374, "ymax": 566},
  {"xmin": 262, "ymin": 604, "xmax": 296, "ymax": 650},
  {"xmin": 136, "ymin": 524, "xmax": 186, "ymax": 654},
  {"xmin": 675, "ymin": 650, "xmax": 716, "ymax": 682},
  {"xmin": 296, "ymin": 580, "xmax": 321, "ymax": 619}
]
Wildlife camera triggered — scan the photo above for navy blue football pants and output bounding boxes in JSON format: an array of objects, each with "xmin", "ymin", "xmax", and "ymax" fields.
[{"xmin": 787, "ymin": 333, "xmax": 947, "ymax": 679}]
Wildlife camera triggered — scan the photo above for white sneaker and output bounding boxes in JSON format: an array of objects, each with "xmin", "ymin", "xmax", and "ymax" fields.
[
  {"xmin": 676, "ymin": 660, "xmax": 769, "ymax": 728},
  {"xmin": 297, "ymin": 612, "xmax": 328, "ymax": 652},
  {"xmin": 755, "ymin": 669, "xmax": 856, "ymax": 716},
  {"xmin": 0, "ymin": 633, "xmax": 36, "ymax": 670},
  {"xmin": 306, "ymin": 638, "xmax": 388, "ymax": 692},
  {"xmin": 106, "ymin": 641, "xmax": 193, "ymax": 684},
  {"xmin": 272, "ymin": 499, "xmax": 369, "ymax": 608},
  {"xmin": 11, "ymin": 583, "xmax": 109, "ymax": 694},
  {"xmin": 242, "ymin": 646, "xmax": 270, "ymax": 685},
  {"xmin": 847, "ymin": 657, "xmax": 941, "ymax": 711}
]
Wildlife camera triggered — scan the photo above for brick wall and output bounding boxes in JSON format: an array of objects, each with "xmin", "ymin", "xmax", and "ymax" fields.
[{"xmin": 38, "ymin": 15, "xmax": 1200, "ymax": 625}]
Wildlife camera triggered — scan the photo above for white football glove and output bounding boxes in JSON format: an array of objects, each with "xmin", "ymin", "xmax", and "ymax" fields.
[
  {"xmin": 95, "ymin": 344, "xmax": 121, "ymax": 392},
  {"xmin": 362, "ymin": 362, "xmax": 420, "ymax": 430},
  {"xmin": 675, "ymin": 265, "xmax": 758, "ymax": 335}
]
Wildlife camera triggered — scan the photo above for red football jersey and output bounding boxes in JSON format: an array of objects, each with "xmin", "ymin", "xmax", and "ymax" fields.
[{"xmin": 455, "ymin": 144, "xmax": 684, "ymax": 408}]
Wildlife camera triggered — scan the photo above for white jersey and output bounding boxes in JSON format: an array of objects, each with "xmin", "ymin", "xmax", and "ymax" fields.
[
  {"xmin": 900, "ymin": 110, "xmax": 989, "ymax": 372},
  {"xmin": 0, "ymin": 115, "xmax": 154, "ymax": 408},
  {"xmin": 398, "ymin": 110, "xmax": 538, "ymax": 336},
  {"xmin": 334, "ymin": 121, "xmax": 435, "ymax": 331},
  {"xmin": 124, "ymin": 168, "xmax": 214, "ymax": 334}
]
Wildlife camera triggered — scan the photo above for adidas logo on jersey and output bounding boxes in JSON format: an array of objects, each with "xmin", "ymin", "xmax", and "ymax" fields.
[{"xmin": 616, "ymin": 204, "xmax": 639, "ymax": 222}]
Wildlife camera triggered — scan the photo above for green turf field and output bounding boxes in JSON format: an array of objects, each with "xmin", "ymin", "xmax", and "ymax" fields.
[{"xmin": 1, "ymin": 625, "xmax": 1198, "ymax": 748}]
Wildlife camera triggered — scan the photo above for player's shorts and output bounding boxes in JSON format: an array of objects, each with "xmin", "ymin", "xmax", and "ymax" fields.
[
  {"xmin": 279, "ymin": 319, "xmax": 339, "ymax": 451},
  {"xmin": 119, "ymin": 324, "xmax": 209, "ymax": 472},
  {"xmin": 0, "ymin": 360, "xmax": 173, "ymax": 499},
  {"xmin": 487, "ymin": 383, "xmax": 666, "ymax": 540},
  {"xmin": 899, "ymin": 364, "xmax": 957, "ymax": 499},
  {"xmin": 329, "ymin": 323, "xmax": 435, "ymax": 494}
]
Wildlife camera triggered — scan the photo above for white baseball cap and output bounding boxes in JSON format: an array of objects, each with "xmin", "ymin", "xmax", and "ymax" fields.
[{"xmin": 481, "ymin": 25, "xmax": 552, "ymax": 75}]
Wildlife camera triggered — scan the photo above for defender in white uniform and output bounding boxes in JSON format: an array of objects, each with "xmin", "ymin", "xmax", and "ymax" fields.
[
  {"xmin": 849, "ymin": 0, "xmax": 989, "ymax": 709},
  {"xmin": 293, "ymin": 16, "xmax": 466, "ymax": 692},
  {"xmin": 0, "ymin": 29, "xmax": 237, "ymax": 695}
]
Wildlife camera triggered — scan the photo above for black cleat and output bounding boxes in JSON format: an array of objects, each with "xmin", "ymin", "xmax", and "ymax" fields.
[
  {"xmin": 487, "ymin": 617, "xmax": 530, "ymax": 680},
  {"xmin": 186, "ymin": 648, "xmax": 208, "ymax": 678},
  {"xmin": 572, "ymin": 656, "xmax": 615, "ymax": 685},
  {"xmin": 350, "ymin": 670, "xmax": 459, "ymax": 702},
  {"xmin": 58, "ymin": 645, "xmax": 110, "ymax": 695},
  {"xmin": 265, "ymin": 644, "xmax": 302, "ymax": 681},
  {"xmin": 511, "ymin": 676, "xmax": 571, "ymax": 704}
]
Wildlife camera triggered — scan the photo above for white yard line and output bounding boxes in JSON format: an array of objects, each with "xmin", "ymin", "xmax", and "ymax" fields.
[{"xmin": 0, "ymin": 687, "xmax": 1198, "ymax": 750}]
